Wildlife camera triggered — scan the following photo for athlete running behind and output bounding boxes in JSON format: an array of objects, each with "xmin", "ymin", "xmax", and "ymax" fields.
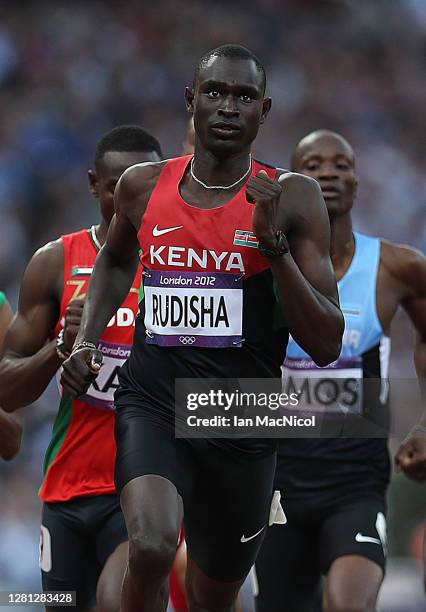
[
  {"xmin": 0, "ymin": 126, "xmax": 162, "ymax": 612},
  {"xmin": 255, "ymin": 130, "xmax": 426, "ymax": 612},
  {"xmin": 0, "ymin": 292, "xmax": 21, "ymax": 460},
  {"xmin": 61, "ymin": 45, "xmax": 344, "ymax": 612}
]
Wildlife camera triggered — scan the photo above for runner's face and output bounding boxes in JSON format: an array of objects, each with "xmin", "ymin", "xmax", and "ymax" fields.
[
  {"xmin": 89, "ymin": 150, "xmax": 161, "ymax": 224},
  {"xmin": 294, "ymin": 135, "xmax": 357, "ymax": 216},
  {"xmin": 188, "ymin": 56, "xmax": 270, "ymax": 157}
]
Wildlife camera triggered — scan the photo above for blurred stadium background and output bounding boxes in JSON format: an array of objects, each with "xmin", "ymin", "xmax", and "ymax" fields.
[{"xmin": 0, "ymin": 1, "xmax": 425, "ymax": 610}]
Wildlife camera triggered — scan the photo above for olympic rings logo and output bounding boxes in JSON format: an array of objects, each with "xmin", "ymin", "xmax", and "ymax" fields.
[{"xmin": 179, "ymin": 336, "xmax": 196, "ymax": 345}]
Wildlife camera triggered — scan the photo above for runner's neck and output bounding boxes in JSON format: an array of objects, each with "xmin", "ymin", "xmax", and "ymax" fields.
[
  {"xmin": 190, "ymin": 147, "xmax": 252, "ymax": 189},
  {"xmin": 94, "ymin": 220, "xmax": 108, "ymax": 248},
  {"xmin": 329, "ymin": 213, "xmax": 355, "ymax": 281}
]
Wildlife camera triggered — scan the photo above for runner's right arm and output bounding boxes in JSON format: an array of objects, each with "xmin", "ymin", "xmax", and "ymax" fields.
[
  {"xmin": 0, "ymin": 242, "xmax": 65, "ymax": 412},
  {"xmin": 61, "ymin": 164, "xmax": 160, "ymax": 398}
]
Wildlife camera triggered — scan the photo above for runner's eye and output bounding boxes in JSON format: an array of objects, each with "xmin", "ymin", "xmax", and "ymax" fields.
[
  {"xmin": 240, "ymin": 94, "xmax": 253, "ymax": 102},
  {"xmin": 206, "ymin": 90, "xmax": 220, "ymax": 99},
  {"xmin": 305, "ymin": 161, "xmax": 319, "ymax": 171}
]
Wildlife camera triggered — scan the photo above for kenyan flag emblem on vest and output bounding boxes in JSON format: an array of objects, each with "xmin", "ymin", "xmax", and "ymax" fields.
[{"xmin": 233, "ymin": 229, "xmax": 259, "ymax": 249}]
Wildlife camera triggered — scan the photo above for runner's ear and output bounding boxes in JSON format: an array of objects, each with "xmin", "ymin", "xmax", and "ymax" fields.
[
  {"xmin": 185, "ymin": 87, "xmax": 195, "ymax": 113},
  {"xmin": 88, "ymin": 170, "xmax": 99, "ymax": 198}
]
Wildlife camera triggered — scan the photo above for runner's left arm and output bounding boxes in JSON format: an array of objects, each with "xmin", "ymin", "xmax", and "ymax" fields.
[
  {"xmin": 393, "ymin": 248, "xmax": 426, "ymax": 480},
  {"xmin": 0, "ymin": 295, "xmax": 12, "ymax": 348},
  {"xmin": 0, "ymin": 294, "xmax": 22, "ymax": 459},
  {"xmin": 0, "ymin": 409, "xmax": 22, "ymax": 460},
  {"xmin": 247, "ymin": 170, "xmax": 343, "ymax": 366}
]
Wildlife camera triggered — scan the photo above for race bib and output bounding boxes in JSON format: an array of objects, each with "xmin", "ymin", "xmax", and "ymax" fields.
[
  {"xmin": 57, "ymin": 340, "xmax": 131, "ymax": 410},
  {"xmin": 281, "ymin": 357, "xmax": 363, "ymax": 416},
  {"xmin": 143, "ymin": 269, "xmax": 243, "ymax": 348}
]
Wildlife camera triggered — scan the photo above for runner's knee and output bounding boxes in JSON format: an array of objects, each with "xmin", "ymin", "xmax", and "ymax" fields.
[
  {"xmin": 187, "ymin": 586, "xmax": 236, "ymax": 612},
  {"xmin": 324, "ymin": 591, "xmax": 376, "ymax": 612},
  {"xmin": 186, "ymin": 571, "xmax": 240, "ymax": 611},
  {"xmin": 128, "ymin": 529, "xmax": 177, "ymax": 580}
]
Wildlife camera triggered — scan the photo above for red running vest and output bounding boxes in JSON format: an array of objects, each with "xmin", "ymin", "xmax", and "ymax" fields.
[
  {"xmin": 39, "ymin": 229, "xmax": 141, "ymax": 502},
  {"xmin": 137, "ymin": 155, "xmax": 276, "ymax": 349}
]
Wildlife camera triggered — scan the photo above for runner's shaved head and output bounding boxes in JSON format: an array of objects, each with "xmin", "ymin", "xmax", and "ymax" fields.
[
  {"xmin": 193, "ymin": 44, "xmax": 266, "ymax": 94},
  {"xmin": 291, "ymin": 130, "xmax": 355, "ymax": 171}
]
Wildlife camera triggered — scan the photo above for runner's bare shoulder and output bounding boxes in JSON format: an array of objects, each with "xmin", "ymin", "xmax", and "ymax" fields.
[
  {"xmin": 380, "ymin": 239, "xmax": 425, "ymax": 294},
  {"xmin": 114, "ymin": 160, "xmax": 168, "ymax": 226},
  {"xmin": 22, "ymin": 239, "xmax": 64, "ymax": 300},
  {"xmin": 117, "ymin": 161, "xmax": 167, "ymax": 203},
  {"xmin": 275, "ymin": 169, "xmax": 327, "ymax": 233}
]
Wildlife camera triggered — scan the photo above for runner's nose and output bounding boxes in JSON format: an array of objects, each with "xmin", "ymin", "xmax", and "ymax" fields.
[{"xmin": 218, "ymin": 95, "xmax": 240, "ymax": 118}]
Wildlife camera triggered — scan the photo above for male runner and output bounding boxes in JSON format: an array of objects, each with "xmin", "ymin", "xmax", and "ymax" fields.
[
  {"xmin": 395, "ymin": 303, "xmax": 426, "ymax": 596},
  {"xmin": 61, "ymin": 45, "xmax": 344, "ymax": 612},
  {"xmin": 0, "ymin": 126, "xmax": 162, "ymax": 611},
  {"xmin": 0, "ymin": 291, "xmax": 22, "ymax": 460},
  {"xmin": 255, "ymin": 130, "xmax": 426, "ymax": 612},
  {"xmin": 176, "ymin": 116, "xmax": 244, "ymax": 612}
]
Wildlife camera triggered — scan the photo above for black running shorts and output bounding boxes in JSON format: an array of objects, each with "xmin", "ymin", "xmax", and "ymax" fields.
[
  {"xmin": 255, "ymin": 494, "xmax": 386, "ymax": 612},
  {"xmin": 114, "ymin": 387, "xmax": 277, "ymax": 582},
  {"xmin": 40, "ymin": 494, "xmax": 127, "ymax": 608}
]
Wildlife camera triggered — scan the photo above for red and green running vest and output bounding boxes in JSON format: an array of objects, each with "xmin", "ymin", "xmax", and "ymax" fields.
[{"xmin": 39, "ymin": 229, "xmax": 141, "ymax": 502}]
